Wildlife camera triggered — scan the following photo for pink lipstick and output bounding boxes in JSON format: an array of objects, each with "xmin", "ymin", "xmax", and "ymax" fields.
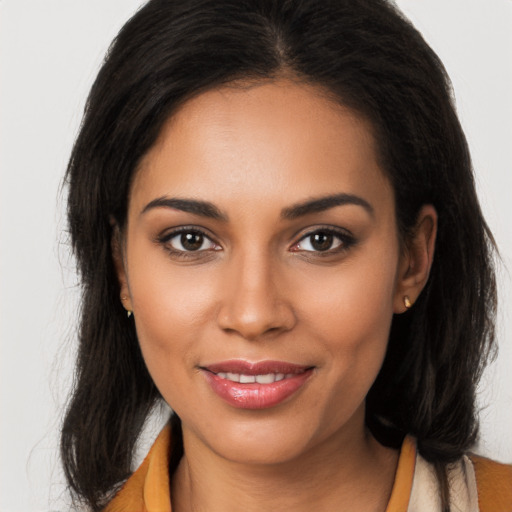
[{"xmin": 201, "ymin": 360, "xmax": 314, "ymax": 409}]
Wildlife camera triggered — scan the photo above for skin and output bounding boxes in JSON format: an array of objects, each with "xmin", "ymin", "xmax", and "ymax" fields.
[{"xmin": 114, "ymin": 79, "xmax": 437, "ymax": 512}]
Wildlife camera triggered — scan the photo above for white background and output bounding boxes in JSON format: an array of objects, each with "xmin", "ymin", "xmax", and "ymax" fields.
[{"xmin": 1, "ymin": 1, "xmax": 511, "ymax": 510}]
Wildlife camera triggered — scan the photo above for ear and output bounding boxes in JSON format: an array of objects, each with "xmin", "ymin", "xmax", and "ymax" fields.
[
  {"xmin": 393, "ymin": 204, "xmax": 437, "ymax": 313},
  {"xmin": 111, "ymin": 220, "xmax": 133, "ymax": 313}
]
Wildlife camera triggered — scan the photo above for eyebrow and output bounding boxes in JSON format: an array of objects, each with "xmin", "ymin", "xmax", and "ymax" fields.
[
  {"xmin": 141, "ymin": 192, "xmax": 374, "ymax": 221},
  {"xmin": 281, "ymin": 193, "xmax": 374, "ymax": 220},
  {"xmin": 141, "ymin": 197, "xmax": 228, "ymax": 221}
]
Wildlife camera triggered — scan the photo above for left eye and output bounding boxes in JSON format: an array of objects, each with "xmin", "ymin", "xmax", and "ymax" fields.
[
  {"xmin": 293, "ymin": 231, "xmax": 345, "ymax": 252},
  {"xmin": 167, "ymin": 230, "xmax": 218, "ymax": 252}
]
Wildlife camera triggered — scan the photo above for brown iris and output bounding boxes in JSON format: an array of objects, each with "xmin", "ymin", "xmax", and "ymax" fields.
[
  {"xmin": 181, "ymin": 232, "xmax": 204, "ymax": 251},
  {"xmin": 310, "ymin": 232, "xmax": 334, "ymax": 251}
]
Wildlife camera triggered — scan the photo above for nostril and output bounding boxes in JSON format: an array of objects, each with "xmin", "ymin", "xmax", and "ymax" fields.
[{"xmin": 217, "ymin": 306, "xmax": 295, "ymax": 340}]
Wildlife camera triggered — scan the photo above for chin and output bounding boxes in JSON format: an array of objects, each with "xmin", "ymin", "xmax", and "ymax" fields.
[
  {"xmin": 213, "ymin": 433, "xmax": 312, "ymax": 466},
  {"xmin": 186, "ymin": 410, "xmax": 331, "ymax": 467}
]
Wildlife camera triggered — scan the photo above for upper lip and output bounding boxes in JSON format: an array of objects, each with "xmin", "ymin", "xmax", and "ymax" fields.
[{"xmin": 202, "ymin": 360, "xmax": 313, "ymax": 375}]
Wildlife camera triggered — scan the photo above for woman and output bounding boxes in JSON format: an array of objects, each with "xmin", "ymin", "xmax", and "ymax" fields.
[{"xmin": 61, "ymin": 0, "xmax": 512, "ymax": 510}]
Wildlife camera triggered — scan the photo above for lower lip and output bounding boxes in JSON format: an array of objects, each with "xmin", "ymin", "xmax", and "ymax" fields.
[{"xmin": 202, "ymin": 370, "xmax": 313, "ymax": 409}]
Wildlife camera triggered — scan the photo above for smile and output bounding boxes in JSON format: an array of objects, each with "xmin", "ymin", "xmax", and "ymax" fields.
[{"xmin": 201, "ymin": 360, "xmax": 314, "ymax": 409}]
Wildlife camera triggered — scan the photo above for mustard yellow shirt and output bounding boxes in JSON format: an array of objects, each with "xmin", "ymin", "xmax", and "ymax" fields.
[{"xmin": 104, "ymin": 425, "xmax": 512, "ymax": 512}]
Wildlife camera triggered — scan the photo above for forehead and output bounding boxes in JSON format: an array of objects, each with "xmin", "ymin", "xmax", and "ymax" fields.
[{"xmin": 131, "ymin": 79, "xmax": 393, "ymax": 216}]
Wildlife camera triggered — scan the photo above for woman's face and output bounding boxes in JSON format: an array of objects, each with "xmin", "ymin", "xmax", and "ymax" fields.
[{"xmin": 119, "ymin": 79, "xmax": 416, "ymax": 464}]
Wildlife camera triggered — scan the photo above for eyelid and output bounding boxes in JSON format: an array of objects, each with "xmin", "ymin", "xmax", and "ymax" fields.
[{"xmin": 158, "ymin": 225, "xmax": 214, "ymax": 241}]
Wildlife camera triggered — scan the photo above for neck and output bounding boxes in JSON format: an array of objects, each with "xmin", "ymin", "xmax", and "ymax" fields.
[{"xmin": 171, "ymin": 414, "xmax": 398, "ymax": 512}]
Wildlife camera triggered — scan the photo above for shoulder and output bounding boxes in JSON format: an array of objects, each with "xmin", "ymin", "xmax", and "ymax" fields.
[{"xmin": 470, "ymin": 453, "xmax": 512, "ymax": 512}]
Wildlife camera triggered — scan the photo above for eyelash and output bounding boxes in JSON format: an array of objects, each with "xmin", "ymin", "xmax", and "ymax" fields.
[{"xmin": 157, "ymin": 226, "xmax": 356, "ymax": 260}]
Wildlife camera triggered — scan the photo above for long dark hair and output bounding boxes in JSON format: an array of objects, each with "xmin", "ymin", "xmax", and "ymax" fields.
[{"xmin": 61, "ymin": 0, "xmax": 497, "ymax": 510}]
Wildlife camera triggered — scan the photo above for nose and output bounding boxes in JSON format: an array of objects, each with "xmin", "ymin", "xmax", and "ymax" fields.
[{"xmin": 216, "ymin": 251, "xmax": 296, "ymax": 340}]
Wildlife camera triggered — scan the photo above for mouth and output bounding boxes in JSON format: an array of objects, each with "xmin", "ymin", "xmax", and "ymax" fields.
[{"xmin": 200, "ymin": 360, "xmax": 314, "ymax": 409}]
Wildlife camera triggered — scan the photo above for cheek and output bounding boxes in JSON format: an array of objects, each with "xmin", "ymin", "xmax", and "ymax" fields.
[
  {"xmin": 130, "ymin": 236, "xmax": 218, "ymax": 319},
  {"xmin": 125, "ymin": 242, "xmax": 219, "ymax": 389},
  {"xmin": 297, "ymin": 247, "xmax": 398, "ymax": 388},
  {"xmin": 301, "ymin": 251, "xmax": 397, "ymax": 341}
]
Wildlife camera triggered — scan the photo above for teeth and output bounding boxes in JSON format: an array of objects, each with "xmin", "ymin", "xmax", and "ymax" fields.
[
  {"xmin": 215, "ymin": 372, "xmax": 292, "ymax": 383},
  {"xmin": 255, "ymin": 373, "xmax": 275, "ymax": 384}
]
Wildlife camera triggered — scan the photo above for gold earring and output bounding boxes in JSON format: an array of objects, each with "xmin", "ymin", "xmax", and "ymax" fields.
[
  {"xmin": 121, "ymin": 296, "xmax": 132, "ymax": 317},
  {"xmin": 404, "ymin": 296, "xmax": 412, "ymax": 309}
]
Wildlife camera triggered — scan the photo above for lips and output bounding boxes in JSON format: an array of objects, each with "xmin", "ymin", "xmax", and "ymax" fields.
[{"xmin": 201, "ymin": 360, "xmax": 314, "ymax": 409}]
